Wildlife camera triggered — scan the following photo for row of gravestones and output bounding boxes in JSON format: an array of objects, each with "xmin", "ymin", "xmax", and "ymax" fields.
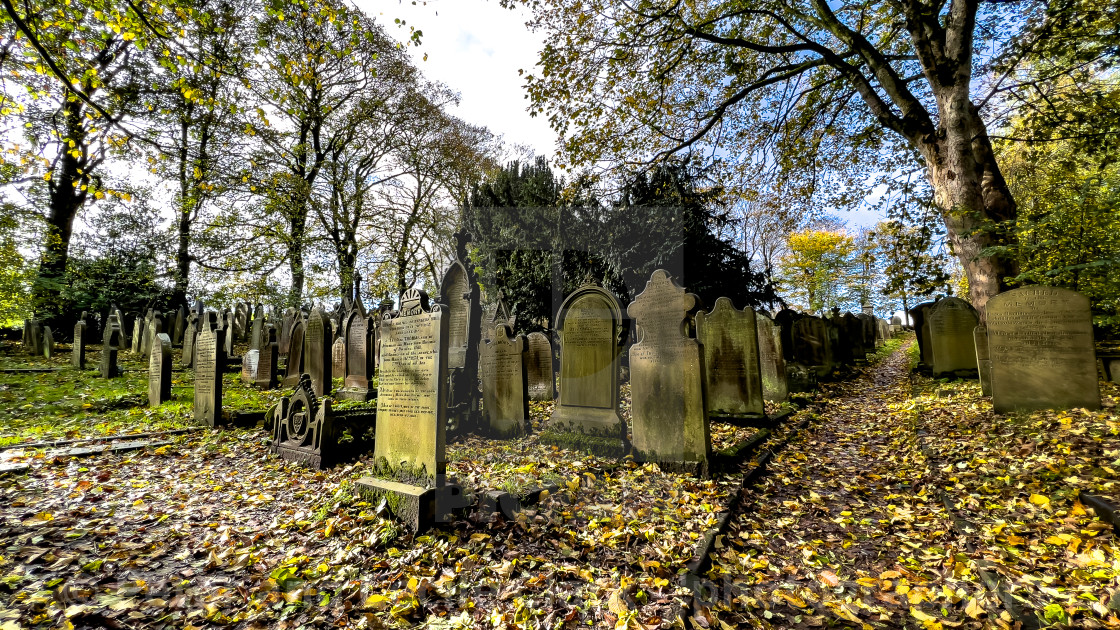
[
  {"xmin": 769, "ymin": 307, "xmax": 894, "ymax": 392},
  {"xmin": 910, "ymin": 287, "xmax": 1101, "ymax": 413}
]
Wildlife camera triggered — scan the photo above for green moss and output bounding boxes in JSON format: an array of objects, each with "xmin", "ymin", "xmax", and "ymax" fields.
[{"xmin": 539, "ymin": 430, "xmax": 627, "ymax": 458}]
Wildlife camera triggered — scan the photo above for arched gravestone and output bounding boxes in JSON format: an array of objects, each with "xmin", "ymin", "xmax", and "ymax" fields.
[
  {"xmin": 305, "ymin": 308, "xmax": 333, "ymax": 397},
  {"xmin": 149, "ymin": 333, "xmax": 172, "ymax": 407},
  {"xmin": 438, "ymin": 231, "xmax": 482, "ymax": 434},
  {"xmin": 696, "ymin": 297, "xmax": 764, "ymax": 420},
  {"xmin": 339, "ymin": 310, "xmax": 375, "ymax": 401},
  {"xmin": 100, "ymin": 323, "xmax": 121, "ymax": 379},
  {"xmin": 547, "ymin": 282, "xmax": 628, "ymax": 456},
  {"xmin": 987, "ymin": 286, "xmax": 1100, "ymax": 412},
  {"xmin": 332, "ymin": 337, "xmax": 346, "ymax": 379},
  {"xmin": 194, "ymin": 313, "xmax": 226, "ymax": 427},
  {"xmin": 628, "ymin": 270, "xmax": 709, "ymax": 472},
  {"xmin": 254, "ymin": 324, "xmax": 279, "ymax": 390},
  {"xmin": 281, "ymin": 315, "xmax": 306, "ymax": 388},
  {"xmin": 479, "ymin": 324, "xmax": 529, "ymax": 438},
  {"xmin": 756, "ymin": 312, "xmax": 789, "ymax": 402},
  {"xmin": 525, "ymin": 332, "xmax": 555, "ymax": 401},
  {"xmin": 131, "ymin": 318, "xmax": 144, "ymax": 354},
  {"xmin": 928, "ymin": 297, "xmax": 979, "ymax": 377},
  {"xmin": 908, "ymin": 301, "xmax": 937, "ymax": 368}
]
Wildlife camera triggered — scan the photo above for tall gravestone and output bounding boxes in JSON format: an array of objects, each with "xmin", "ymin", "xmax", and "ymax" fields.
[
  {"xmin": 100, "ymin": 323, "xmax": 121, "ymax": 378},
  {"xmin": 72, "ymin": 318, "xmax": 88, "ymax": 369},
  {"xmin": 26, "ymin": 319, "xmax": 43, "ymax": 356},
  {"xmin": 525, "ymin": 331, "xmax": 555, "ymax": 401},
  {"xmin": 756, "ymin": 312, "xmax": 789, "ymax": 402},
  {"xmin": 909, "ymin": 301, "xmax": 937, "ymax": 369},
  {"xmin": 339, "ymin": 312, "xmax": 375, "ymax": 401},
  {"xmin": 357, "ymin": 289, "xmax": 452, "ymax": 529},
  {"xmin": 149, "ymin": 333, "xmax": 172, "ymax": 407},
  {"xmin": 696, "ymin": 297, "xmax": 764, "ymax": 420},
  {"xmin": 172, "ymin": 306, "xmax": 186, "ymax": 346},
  {"xmin": 929, "ymin": 297, "xmax": 979, "ymax": 377},
  {"xmin": 223, "ymin": 310, "xmax": 236, "ymax": 357},
  {"xmin": 281, "ymin": 316, "xmax": 306, "ymax": 387},
  {"xmin": 332, "ymin": 337, "xmax": 346, "ymax": 379},
  {"xmin": 250, "ymin": 304, "xmax": 265, "ymax": 349},
  {"xmin": 194, "ymin": 313, "xmax": 226, "ymax": 427},
  {"xmin": 479, "ymin": 324, "xmax": 528, "ymax": 438},
  {"xmin": 974, "ymin": 325, "xmax": 992, "ymax": 396},
  {"xmin": 255, "ymin": 325, "xmax": 279, "ymax": 390},
  {"xmin": 438, "ymin": 231, "xmax": 482, "ymax": 434},
  {"xmin": 548, "ymin": 282, "xmax": 628, "ymax": 456},
  {"xmin": 987, "ymin": 286, "xmax": 1100, "ymax": 412},
  {"xmin": 182, "ymin": 318, "xmax": 198, "ymax": 368},
  {"xmin": 42, "ymin": 326, "xmax": 55, "ymax": 359},
  {"xmin": 278, "ymin": 308, "xmax": 295, "ymax": 357},
  {"xmin": 627, "ymin": 270, "xmax": 709, "ymax": 471},
  {"xmin": 306, "ymin": 308, "xmax": 333, "ymax": 397}
]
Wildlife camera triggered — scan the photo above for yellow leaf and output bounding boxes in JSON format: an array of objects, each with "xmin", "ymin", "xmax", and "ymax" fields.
[
  {"xmin": 1029, "ymin": 494, "xmax": 1049, "ymax": 506},
  {"xmin": 607, "ymin": 589, "xmax": 629, "ymax": 617},
  {"xmin": 778, "ymin": 592, "xmax": 808, "ymax": 609},
  {"xmin": 965, "ymin": 598, "xmax": 984, "ymax": 619}
]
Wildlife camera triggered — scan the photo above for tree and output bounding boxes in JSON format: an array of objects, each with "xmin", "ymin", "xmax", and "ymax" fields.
[
  {"xmin": 870, "ymin": 219, "xmax": 950, "ymax": 316},
  {"xmin": 776, "ymin": 230, "xmax": 856, "ymax": 314},
  {"xmin": 504, "ymin": 0, "xmax": 1119, "ymax": 312}
]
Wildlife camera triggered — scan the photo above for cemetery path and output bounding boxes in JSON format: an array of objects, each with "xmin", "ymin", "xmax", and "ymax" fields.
[{"xmin": 704, "ymin": 343, "xmax": 997, "ymax": 629}]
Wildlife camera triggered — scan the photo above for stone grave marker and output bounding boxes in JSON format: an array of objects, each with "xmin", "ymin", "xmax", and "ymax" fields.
[
  {"xmin": 25, "ymin": 319, "xmax": 42, "ymax": 355},
  {"xmin": 194, "ymin": 313, "xmax": 226, "ymax": 427},
  {"xmin": 149, "ymin": 333, "xmax": 172, "ymax": 407},
  {"xmin": 479, "ymin": 324, "xmax": 528, "ymax": 438},
  {"xmin": 339, "ymin": 313, "xmax": 375, "ymax": 401},
  {"xmin": 100, "ymin": 323, "xmax": 121, "ymax": 378},
  {"xmin": 908, "ymin": 301, "xmax": 937, "ymax": 368},
  {"xmin": 172, "ymin": 306, "xmax": 186, "ymax": 346},
  {"xmin": 929, "ymin": 297, "xmax": 979, "ymax": 377},
  {"xmin": 241, "ymin": 349, "xmax": 260, "ymax": 384},
  {"xmin": 548, "ymin": 282, "xmax": 628, "ymax": 456},
  {"xmin": 627, "ymin": 270, "xmax": 709, "ymax": 471},
  {"xmin": 438, "ymin": 230, "xmax": 481, "ymax": 434},
  {"xmin": 756, "ymin": 312, "xmax": 789, "ymax": 402},
  {"xmin": 696, "ymin": 297, "xmax": 764, "ymax": 420},
  {"xmin": 145, "ymin": 313, "xmax": 163, "ymax": 361},
  {"xmin": 483, "ymin": 294, "xmax": 516, "ymax": 342},
  {"xmin": 278, "ymin": 308, "xmax": 295, "ymax": 357},
  {"xmin": 525, "ymin": 331, "xmax": 555, "ymax": 401},
  {"xmin": 332, "ymin": 337, "xmax": 346, "ymax": 379},
  {"xmin": 223, "ymin": 310, "xmax": 235, "ymax": 357},
  {"xmin": 72, "ymin": 318, "xmax": 87, "ymax": 369},
  {"xmin": 306, "ymin": 307, "xmax": 333, "ymax": 397},
  {"xmin": 182, "ymin": 319, "xmax": 197, "ymax": 367},
  {"xmin": 255, "ymin": 325, "xmax": 278, "ymax": 390},
  {"xmin": 42, "ymin": 326, "xmax": 55, "ymax": 359},
  {"xmin": 131, "ymin": 317, "xmax": 143, "ymax": 354},
  {"xmin": 250, "ymin": 304, "xmax": 265, "ymax": 349},
  {"xmin": 974, "ymin": 325, "xmax": 992, "ymax": 396},
  {"xmin": 987, "ymin": 286, "xmax": 1099, "ymax": 412},
  {"xmin": 281, "ymin": 316, "xmax": 306, "ymax": 387}
]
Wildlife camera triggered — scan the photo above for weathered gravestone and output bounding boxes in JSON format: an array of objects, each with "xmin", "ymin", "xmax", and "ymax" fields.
[
  {"xmin": 181, "ymin": 318, "xmax": 197, "ymax": 368},
  {"xmin": 479, "ymin": 324, "xmax": 528, "ymax": 438},
  {"xmin": 306, "ymin": 308, "xmax": 333, "ymax": 397},
  {"xmin": 72, "ymin": 318, "xmax": 87, "ymax": 369},
  {"xmin": 908, "ymin": 301, "xmax": 937, "ymax": 369},
  {"xmin": 131, "ymin": 317, "xmax": 144, "ymax": 354},
  {"xmin": 172, "ymin": 305, "xmax": 186, "ymax": 346},
  {"xmin": 525, "ymin": 331, "xmax": 555, "ymax": 401},
  {"xmin": 144, "ymin": 313, "xmax": 163, "ymax": 362},
  {"xmin": 194, "ymin": 314, "xmax": 226, "ymax": 427},
  {"xmin": 223, "ymin": 310, "xmax": 236, "ymax": 357},
  {"xmin": 42, "ymin": 326, "xmax": 54, "ymax": 359},
  {"xmin": 100, "ymin": 323, "xmax": 121, "ymax": 378},
  {"xmin": 974, "ymin": 326, "xmax": 992, "ymax": 396},
  {"xmin": 281, "ymin": 316, "xmax": 306, "ymax": 387},
  {"xmin": 339, "ymin": 313, "xmax": 375, "ymax": 401},
  {"xmin": 278, "ymin": 308, "xmax": 295, "ymax": 357},
  {"xmin": 756, "ymin": 312, "xmax": 789, "ymax": 403},
  {"xmin": 438, "ymin": 231, "xmax": 482, "ymax": 434},
  {"xmin": 241, "ymin": 350, "xmax": 260, "ymax": 384},
  {"xmin": 254, "ymin": 325, "xmax": 279, "ymax": 390},
  {"xmin": 987, "ymin": 286, "xmax": 1100, "ymax": 412},
  {"xmin": 250, "ymin": 304, "xmax": 265, "ymax": 349},
  {"xmin": 332, "ymin": 337, "xmax": 346, "ymax": 379},
  {"xmin": 546, "ymin": 282, "xmax": 628, "ymax": 456},
  {"xmin": 628, "ymin": 270, "xmax": 709, "ymax": 472},
  {"xmin": 149, "ymin": 333, "xmax": 172, "ymax": 407},
  {"xmin": 929, "ymin": 297, "xmax": 979, "ymax": 378},
  {"xmin": 25, "ymin": 319, "xmax": 42, "ymax": 356},
  {"xmin": 356, "ymin": 289, "xmax": 458, "ymax": 530},
  {"xmin": 696, "ymin": 297, "xmax": 764, "ymax": 420},
  {"xmin": 483, "ymin": 294, "xmax": 516, "ymax": 342}
]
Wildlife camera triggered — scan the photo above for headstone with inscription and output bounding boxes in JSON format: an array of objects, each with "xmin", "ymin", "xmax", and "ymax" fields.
[
  {"xmin": 548, "ymin": 282, "xmax": 628, "ymax": 456},
  {"xmin": 479, "ymin": 324, "xmax": 529, "ymax": 438},
  {"xmin": 254, "ymin": 325, "xmax": 279, "ymax": 390},
  {"xmin": 281, "ymin": 316, "xmax": 306, "ymax": 387},
  {"xmin": 974, "ymin": 325, "xmax": 992, "ymax": 396},
  {"xmin": 132, "ymin": 318, "xmax": 144, "ymax": 354},
  {"xmin": 438, "ymin": 231, "xmax": 482, "ymax": 435},
  {"xmin": 525, "ymin": 331, "xmax": 555, "ymax": 401},
  {"xmin": 72, "ymin": 318, "xmax": 88, "ymax": 369},
  {"xmin": 241, "ymin": 348, "xmax": 259, "ymax": 383},
  {"xmin": 194, "ymin": 313, "xmax": 226, "ymax": 427},
  {"xmin": 223, "ymin": 310, "xmax": 236, "ymax": 357},
  {"xmin": 756, "ymin": 312, "xmax": 789, "ymax": 402},
  {"xmin": 696, "ymin": 297, "xmax": 764, "ymax": 420},
  {"xmin": 339, "ymin": 313, "xmax": 375, "ymax": 401},
  {"xmin": 100, "ymin": 323, "xmax": 121, "ymax": 378},
  {"xmin": 305, "ymin": 308, "xmax": 333, "ymax": 397},
  {"xmin": 929, "ymin": 297, "xmax": 979, "ymax": 378},
  {"xmin": 628, "ymin": 270, "xmax": 709, "ymax": 471},
  {"xmin": 987, "ymin": 286, "xmax": 1099, "ymax": 412},
  {"xmin": 332, "ymin": 337, "xmax": 346, "ymax": 379},
  {"xmin": 149, "ymin": 333, "xmax": 172, "ymax": 407}
]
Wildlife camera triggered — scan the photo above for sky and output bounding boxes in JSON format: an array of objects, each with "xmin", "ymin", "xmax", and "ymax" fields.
[{"xmin": 353, "ymin": 0, "xmax": 558, "ymax": 159}]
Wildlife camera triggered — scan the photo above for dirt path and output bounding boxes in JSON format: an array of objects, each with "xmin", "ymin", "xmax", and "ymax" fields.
[{"xmin": 700, "ymin": 343, "xmax": 993, "ymax": 629}]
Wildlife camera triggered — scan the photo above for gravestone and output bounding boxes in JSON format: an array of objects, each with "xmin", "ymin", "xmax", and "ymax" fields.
[
  {"xmin": 281, "ymin": 316, "xmax": 306, "ymax": 387},
  {"xmin": 223, "ymin": 310, "xmax": 235, "ymax": 357},
  {"xmin": 339, "ymin": 313, "xmax": 375, "ymax": 401},
  {"xmin": 250, "ymin": 304, "xmax": 265, "ymax": 349},
  {"xmin": 42, "ymin": 326, "xmax": 55, "ymax": 359},
  {"xmin": 438, "ymin": 230, "xmax": 482, "ymax": 434},
  {"xmin": 131, "ymin": 317, "xmax": 143, "ymax": 354},
  {"xmin": 306, "ymin": 308, "xmax": 333, "ymax": 397},
  {"xmin": 255, "ymin": 325, "xmax": 279, "ymax": 390},
  {"xmin": 149, "ymin": 333, "xmax": 172, "ymax": 407},
  {"xmin": 113, "ymin": 308, "xmax": 127, "ymax": 350},
  {"xmin": 908, "ymin": 301, "xmax": 937, "ymax": 368},
  {"xmin": 182, "ymin": 319, "xmax": 197, "ymax": 368},
  {"xmin": 26, "ymin": 319, "xmax": 42, "ymax": 355},
  {"xmin": 278, "ymin": 308, "xmax": 295, "ymax": 357},
  {"xmin": 241, "ymin": 349, "xmax": 260, "ymax": 383},
  {"xmin": 483, "ymin": 294, "xmax": 516, "ymax": 342},
  {"xmin": 627, "ymin": 270, "xmax": 709, "ymax": 471},
  {"xmin": 358, "ymin": 289, "xmax": 452, "ymax": 529},
  {"xmin": 478, "ymin": 324, "xmax": 528, "ymax": 438},
  {"xmin": 72, "ymin": 318, "xmax": 87, "ymax": 369},
  {"xmin": 100, "ymin": 323, "xmax": 121, "ymax": 378},
  {"xmin": 974, "ymin": 326, "xmax": 992, "ymax": 396},
  {"xmin": 525, "ymin": 331, "xmax": 555, "ymax": 401},
  {"xmin": 144, "ymin": 314, "xmax": 163, "ymax": 362},
  {"xmin": 332, "ymin": 337, "xmax": 346, "ymax": 379},
  {"xmin": 928, "ymin": 297, "xmax": 979, "ymax": 377},
  {"xmin": 194, "ymin": 313, "xmax": 226, "ymax": 427},
  {"xmin": 172, "ymin": 306, "xmax": 186, "ymax": 346},
  {"xmin": 792, "ymin": 316, "xmax": 833, "ymax": 372},
  {"xmin": 756, "ymin": 312, "xmax": 789, "ymax": 402},
  {"xmin": 696, "ymin": 297, "xmax": 764, "ymax": 420},
  {"xmin": 987, "ymin": 286, "xmax": 1099, "ymax": 412},
  {"xmin": 547, "ymin": 282, "xmax": 628, "ymax": 456}
]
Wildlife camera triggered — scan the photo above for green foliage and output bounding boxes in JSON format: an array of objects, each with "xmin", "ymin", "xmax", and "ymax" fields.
[
  {"xmin": 0, "ymin": 212, "xmax": 34, "ymax": 327},
  {"xmin": 776, "ymin": 230, "xmax": 856, "ymax": 314}
]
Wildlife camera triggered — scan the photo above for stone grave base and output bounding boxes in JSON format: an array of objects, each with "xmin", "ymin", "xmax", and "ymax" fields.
[
  {"xmin": 538, "ymin": 430, "xmax": 628, "ymax": 458},
  {"xmin": 354, "ymin": 478, "xmax": 467, "ymax": 531},
  {"xmin": 335, "ymin": 387, "xmax": 376, "ymax": 402},
  {"xmin": 932, "ymin": 368, "xmax": 979, "ymax": 379},
  {"xmin": 631, "ymin": 454, "xmax": 709, "ymax": 477}
]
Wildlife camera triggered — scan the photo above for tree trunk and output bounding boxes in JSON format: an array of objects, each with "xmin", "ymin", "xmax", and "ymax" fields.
[
  {"xmin": 288, "ymin": 213, "xmax": 306, "ymax": 309},
  {"xmin": 920, "ymin": 98, "xmax": 1018, "ymax": 317},
  {"xmin": 173, "ymin": 115, "xmax": 193, "ymax": 307}
]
